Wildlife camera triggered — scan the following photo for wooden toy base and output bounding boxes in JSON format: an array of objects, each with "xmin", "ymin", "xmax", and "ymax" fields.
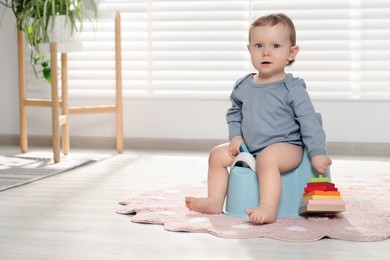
[{"xmin": 299, "ymin": 204, "xmax": 345, "ymax": 214}]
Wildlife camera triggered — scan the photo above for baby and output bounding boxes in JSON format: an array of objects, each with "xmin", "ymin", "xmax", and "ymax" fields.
[{"xmin": 185, "ymin": 13, "xmax": 332, "ymax": 224}]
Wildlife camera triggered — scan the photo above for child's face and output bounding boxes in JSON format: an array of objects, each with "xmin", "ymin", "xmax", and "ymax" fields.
[{"xmin": 247, "ymin": 23, "xmax": 299, "ymax": 82}]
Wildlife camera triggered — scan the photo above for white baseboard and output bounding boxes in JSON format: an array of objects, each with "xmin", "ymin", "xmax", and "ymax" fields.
[{"xmin": 1, "ymin": 135, "xmax": 389, "ymax": 156}]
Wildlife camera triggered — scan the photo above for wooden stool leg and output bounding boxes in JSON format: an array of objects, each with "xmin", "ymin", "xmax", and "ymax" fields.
[
  {"xmin": 17, "ymin": 31, "xmax": 28, "ymax": 153},
  {"xmin": 115, "ymin": 11, "xmax": 124, "ymax": 153},
  {"xmin": 61, "ymin": 53, "xmax": 70, "ymax": 155},
  {"xmin": 50, "ymin": 43, "xmax": 61, "ymax": 163}
]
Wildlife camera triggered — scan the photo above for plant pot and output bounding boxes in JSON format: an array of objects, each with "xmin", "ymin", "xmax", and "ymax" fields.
[{"xmin": 48, "ymin": 15, "xmax": 78, "ymax": 43}]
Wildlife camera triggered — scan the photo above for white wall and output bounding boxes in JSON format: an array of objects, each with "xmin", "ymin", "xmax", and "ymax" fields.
[{"xmin": 1, "ymin": 8, "xmax": 390, "ymax": 145}]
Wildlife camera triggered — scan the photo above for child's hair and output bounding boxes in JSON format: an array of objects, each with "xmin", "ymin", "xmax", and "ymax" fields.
[{"xmin": 249, "ymin": 13, "xmax": 297, "ymax": 65}]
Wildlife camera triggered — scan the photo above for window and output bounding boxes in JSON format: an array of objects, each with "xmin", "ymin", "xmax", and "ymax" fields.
[{"xmin": 67, "ymin": 0, "xmax": 390, "ymax": 100}]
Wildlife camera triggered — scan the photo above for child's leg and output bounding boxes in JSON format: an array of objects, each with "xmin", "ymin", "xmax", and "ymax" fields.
[
  {"xmin": 185, "ymin": 143, "xmax": 234, "ymax": 214},
  {"xmin": 246, "ymin": 143, "xmax": 303, "ymax": 224}
]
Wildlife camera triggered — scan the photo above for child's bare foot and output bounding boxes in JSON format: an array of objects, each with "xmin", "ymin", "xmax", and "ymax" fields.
[
  {"xmin": 246, "ymin": 205, "xmax": 277, "ymax": 224},
  {"xmin": 185, "ymin": 197, "xmax": 223, "ymax": 214}
]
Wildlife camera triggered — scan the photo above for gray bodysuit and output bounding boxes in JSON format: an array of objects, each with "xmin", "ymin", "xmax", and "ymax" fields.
[{"xmin": 226, "ymin": 73, "xmax": 327, "ymax": 158}]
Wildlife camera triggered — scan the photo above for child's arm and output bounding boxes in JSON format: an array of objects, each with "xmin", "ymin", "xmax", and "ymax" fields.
[
  {"xmin": 311, "ymin": 155, "xmax": 332, "ymax": 175},
  {"xmin": 287, "ymin": 76, "xmax": 327, "ymax": 158}
]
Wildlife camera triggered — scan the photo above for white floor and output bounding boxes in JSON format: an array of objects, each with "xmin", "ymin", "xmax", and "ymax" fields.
[{"xmin": 0, "ymin": 145, "xmax": 389, "ymax": 260}]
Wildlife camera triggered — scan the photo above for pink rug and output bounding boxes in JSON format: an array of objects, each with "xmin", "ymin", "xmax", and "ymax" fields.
[{"xmin": 117, "ymin": 175, "xmax": 390, "ymax": 242}]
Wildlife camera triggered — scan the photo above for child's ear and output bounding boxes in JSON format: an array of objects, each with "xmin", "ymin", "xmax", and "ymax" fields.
[{"xmin": 289, "ymin": 45, "xmax": 300, "ymax": 61}]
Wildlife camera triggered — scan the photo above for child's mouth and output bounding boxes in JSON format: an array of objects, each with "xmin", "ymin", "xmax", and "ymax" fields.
[{"xmin": 262, "ymin": 61, "xmax": 271, "ymax": 64}]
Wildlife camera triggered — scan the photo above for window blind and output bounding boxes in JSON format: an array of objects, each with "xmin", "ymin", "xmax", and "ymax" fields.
[{"xmin": 67, "ymin": 0, "xmax": 390, "ymax": 100}]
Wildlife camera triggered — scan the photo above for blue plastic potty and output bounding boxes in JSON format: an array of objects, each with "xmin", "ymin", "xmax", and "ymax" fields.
[{"xmin": 224, "ymin": 144, "xmax": 330, "ymax": 218}]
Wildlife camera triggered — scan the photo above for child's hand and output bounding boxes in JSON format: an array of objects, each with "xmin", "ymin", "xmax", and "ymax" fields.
[
  {"xmin": 311, "ymin": 155, "xmax": 332, "ymax": 175},
  {"xmin": 228, "ymin": 136, "xmax": 244, "ymax": 157}
]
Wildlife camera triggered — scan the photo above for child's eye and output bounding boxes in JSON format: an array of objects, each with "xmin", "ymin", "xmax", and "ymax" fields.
[
  {"xmin": 254, "ymin": 43, "xmax": 263, "ymax": 48},
  {"xmin": 273, "ymin": 44, "xmax": 281, "ymax": 48}
]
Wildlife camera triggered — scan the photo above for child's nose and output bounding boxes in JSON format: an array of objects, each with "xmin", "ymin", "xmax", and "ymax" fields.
[{"xmin": 263, "ymin": 48, "xmax": 270, "ymax": 56}]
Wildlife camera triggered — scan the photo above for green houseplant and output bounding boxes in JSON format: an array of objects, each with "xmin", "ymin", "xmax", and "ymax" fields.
[{"xmin": 0, "ymin": 0, "xmax": 98, "ymax": 83}]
